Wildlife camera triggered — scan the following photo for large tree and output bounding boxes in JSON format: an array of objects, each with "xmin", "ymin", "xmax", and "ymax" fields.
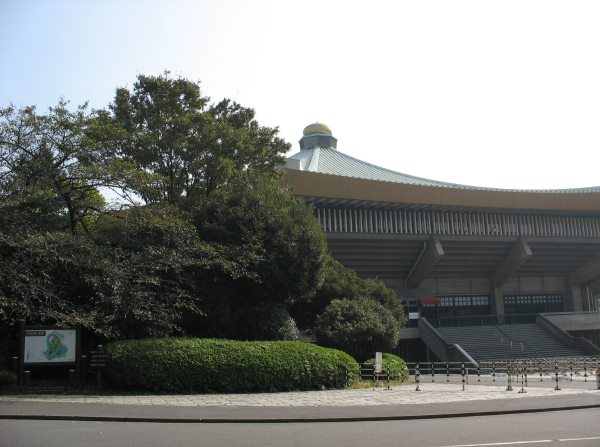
[
  {"xmin": 110, "ymin": 73, "xmax": 289, "ymax": 207},
  {"xmin": 188, "ymin": 173, "xmax": 329, "ymax": 339},
  {"xmin": 3, "ymin": 73, "xmax": 380, "ymax": 345},
  {"xmin": 0, "ymin": 89, "xmax": 324, "ymax": 341},
  {"xmin": 0, "ymin": 204, "xmax": 256, "ymax": 339},
  {"xmin": 0, "ymin": 102, "xmax": 129, "ymax": 235}
]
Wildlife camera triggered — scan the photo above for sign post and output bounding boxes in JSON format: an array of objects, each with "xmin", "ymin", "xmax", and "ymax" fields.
[
  {"xmin": 89, "ymin": 345, "xmax": 107, "ymax": 387},
  {"xmin": 375, "ymin": 352, "xmax": 383, "ymax": 374},
  {"xmin": 373, "ymin": 352, "xmax": 383, "ymax": 389}
]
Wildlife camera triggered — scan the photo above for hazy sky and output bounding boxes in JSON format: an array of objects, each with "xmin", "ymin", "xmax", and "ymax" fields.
[{"xmin": 1, "ymin": 0, "xmax": 599, "ymax": 189}]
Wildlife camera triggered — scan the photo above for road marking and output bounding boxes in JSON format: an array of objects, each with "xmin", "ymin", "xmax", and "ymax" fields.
[
  {"xmin": 437, "ymin": 437, "xmax": 600, "ymax": 447},
  {"xmin": 437, "ymin": 441, "xmax": 552, "ymax": 447}
]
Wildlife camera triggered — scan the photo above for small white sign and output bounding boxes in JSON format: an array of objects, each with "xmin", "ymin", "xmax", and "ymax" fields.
[
  {"xmin": 409, "ymin": 312, "xmax": 420, "ymax": 320},
  {"xmin": 375, "ymin": 351, "xmax": 383, "ymax": 373},
  {"xmin": 24, "ymin": 329, "xmax": 77, "ymax": 363}
]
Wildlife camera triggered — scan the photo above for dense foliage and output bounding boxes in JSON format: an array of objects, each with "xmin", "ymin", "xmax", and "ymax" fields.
[
  {"xmin": 110, "ymin": 73, "xmax": 288, "ymax": 206},
  {"xmin": 0, "ymin": 369, "xmax": 17, "ymax": 388},
  {"xmin": 0, "ymin": 205, "xmax": 255, "ymax": 338},
  {"xmin": 314, "ymin": 298, "xmax": 401, "ymax": 353},
  {"xmin": 104, "ymin": 338, "xmax": 359, "ymax": 392},
  {"xmin": 0, "ymin": 72, "xmax": 403, "ymax": 350},
  {"xmin": 292, "ymin": 257, "xmax": 406, "ymax": 331},
  {"xmin": 186, "ymin": 175, "xmax": 327, "ymax": 338}
]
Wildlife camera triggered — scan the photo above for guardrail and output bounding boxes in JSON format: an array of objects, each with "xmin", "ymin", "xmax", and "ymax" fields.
[
  {"xmin": 359, "ymin": 357, "xmax": 600, "ymax": 392},
  {"xmin": 360, "ymin": 363, "xmax": 407, "ymax": 382},
  {"xmin": 427, "ymin": 313, "xmax": 538, "ymax": 328},
  {"xmin": 401, "ymin": 357, "xmax": 600, "ymax": 391}
]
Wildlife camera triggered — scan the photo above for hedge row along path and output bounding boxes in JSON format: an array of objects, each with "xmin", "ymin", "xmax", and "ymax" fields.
[{"xmin": 104, "ymin": 339, "xmax": 359, "ymax": 393}]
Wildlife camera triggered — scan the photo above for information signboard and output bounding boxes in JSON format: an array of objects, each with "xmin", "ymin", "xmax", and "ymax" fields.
[{"xmin": 24, "ymin": 329, "xmax": 77, "ymax": 364}]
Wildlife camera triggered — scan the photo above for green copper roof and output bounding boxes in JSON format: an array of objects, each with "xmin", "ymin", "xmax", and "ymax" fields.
[{"xmin": 285, "ymin": 146, "xmax": 600, "ymax": 194}]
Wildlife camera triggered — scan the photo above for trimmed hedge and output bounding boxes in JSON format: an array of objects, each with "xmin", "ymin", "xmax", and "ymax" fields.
[
  {"xmin": 104, "ymin": 338, "xmax": 359, "ymax": 393},
  {"xmin": 365, "ymin": 353, "xmax": 409, "ymax": 381}
]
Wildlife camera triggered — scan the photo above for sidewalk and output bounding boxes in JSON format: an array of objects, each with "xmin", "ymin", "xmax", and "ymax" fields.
[{"xmin": 1, "ymin": 380, "xmax": 599, "ymax": 423}]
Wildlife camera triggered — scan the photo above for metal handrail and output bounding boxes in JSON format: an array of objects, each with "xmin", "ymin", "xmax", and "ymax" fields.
[
  {"xmin": 429, "ymin": 313, "xmax": 538, "ymax": 328},
  {"xmin": 451, "ymin": 344, "xmax": 479, "ymax": 368}
]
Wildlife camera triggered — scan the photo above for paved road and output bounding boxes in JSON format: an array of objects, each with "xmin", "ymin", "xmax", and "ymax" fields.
[{"xmin": 2, "ymin": 408, "xmax": 599, "ymax": 447}]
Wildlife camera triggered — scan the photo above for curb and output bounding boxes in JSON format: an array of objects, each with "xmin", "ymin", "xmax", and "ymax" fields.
[{"xmin": 2, "ymin": 403, "xmax": 599, "ymax": 424}]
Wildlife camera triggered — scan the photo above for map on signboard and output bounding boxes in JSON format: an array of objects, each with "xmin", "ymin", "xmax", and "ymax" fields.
[
  {"xmin": 24, "ymin": 329, "xmax": 76, "ymax": 363},
  {"xmin": 43, "ymin": 331, "xmax": 68, "ymax": 360}
]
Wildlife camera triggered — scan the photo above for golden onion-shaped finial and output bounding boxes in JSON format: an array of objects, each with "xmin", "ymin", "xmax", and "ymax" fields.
[{"xmin": 303, "ymin": 122, "xmax": 332, "ymax": 136}]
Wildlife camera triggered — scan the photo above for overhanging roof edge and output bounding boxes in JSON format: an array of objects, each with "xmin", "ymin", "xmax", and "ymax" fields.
[{"xmin": 283, "ymin": 169, "xmax": 600, "ymax": 213}]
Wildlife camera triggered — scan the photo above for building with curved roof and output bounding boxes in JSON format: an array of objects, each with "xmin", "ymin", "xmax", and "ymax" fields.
[{"xmin": 284, "ymin": 123, "xmax": 600, "ymax": 361}]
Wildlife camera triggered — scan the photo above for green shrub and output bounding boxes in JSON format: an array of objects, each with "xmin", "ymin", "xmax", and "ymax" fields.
[
  {"xmin": 293, "ymin": 257, "xmax": 406, "ymax": 330},
  {"xmin": 364, "ymin": 353, "xmax": 409, "ymax": 381},
  {"xmin": 104, "ymin": 338, "xmax": 358, "ymax": 393},
  {"xmin": 0, "ymin": 369, "xmax": 17, "ymax": 388},
  {"xmin": 314, "ymin": 298, "xmax": 401, "ymax": 352}
]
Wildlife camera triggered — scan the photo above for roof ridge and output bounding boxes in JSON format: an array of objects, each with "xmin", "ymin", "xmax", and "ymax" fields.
[{"xmin": 319, "ymin": 147, "xmax": 466, "ymax": 189}]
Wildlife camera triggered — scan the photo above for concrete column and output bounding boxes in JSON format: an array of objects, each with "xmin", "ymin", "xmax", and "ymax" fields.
[
  {"xmin": 406, "ymin": 238, "xmax": 444, "ymax": 289},
  {"xmin": 491, "ymin": 286, "xmax": 504, "ymax": 317},
  {"xmin": 569, "ymin": 284, "xmax": 584, "ymax": 312},
  {"xmin": 492, "ymin": 238, "xmax": 532, "ymax": 288}
]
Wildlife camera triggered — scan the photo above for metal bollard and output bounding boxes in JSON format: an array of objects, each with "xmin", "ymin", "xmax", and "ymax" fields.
[
  {"xmin": 80, "ymin": 355, "xmax": 87, "ymax": 385},
  {"xmin": 371, "ymin": 364, "xmax": 377, "ymax": 390},
  {"xmin": 583, "ymin": 360, "xmax": 587, "ymax": 383},
  {"xmin": 570, "ymin": 362, "xmax": 573, "ymax": 382},
  {"xmin": 415, "ymin": 363, "xmax": 421, "ymax": 391},
  {"xmin": 12, "ymin": 357, "xmax": 21, "ymax": 385},
  {"xmin": 518, "ymin": 367, "xmax": 527, "ymax": 394},
  {"xmin": 492, "ymin": 362, "xmax": 496, "ymax": 382},
  {"xmin": 461, "ymin": 363, "xmax": 466, "ymax": 391},
  {"xmin": 554, "ymin": 364, "xmax": 561, "ymax": 391},
  {"xmin": 446, "ymin": 362, "xmax": 450, "ymax": 382},
  {"xmin": 431, "ymin": 362, "xmax": 435, "ymax": 382},
  {"xmin": 24, "ymin": 370, "xmax": 31, "ymax": 387},
  {"xmin": 477, "ymin": 366, "xmax": 481, "ymax": 382},
  {"xmin": 68, "ymin": 369, "xmax": 77, "ymax": 386},
  {"xmin": 506, "ymin": 365, "xmax": 513, "ymax": 391}
]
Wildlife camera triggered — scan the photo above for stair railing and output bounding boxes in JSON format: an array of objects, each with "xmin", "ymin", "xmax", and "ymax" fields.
[{"xmin": 451, "ymin": 343, "xmax": 479, "ymax": 368}]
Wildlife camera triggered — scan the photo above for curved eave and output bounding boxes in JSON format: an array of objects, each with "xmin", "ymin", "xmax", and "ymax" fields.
[{"xmin": 283, "ymin": 169, "xmax": 600, "ymax": 213}]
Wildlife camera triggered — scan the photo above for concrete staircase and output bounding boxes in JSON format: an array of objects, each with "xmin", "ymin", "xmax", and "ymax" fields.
[{"xmin": 437, "ymin": 323, "xmax": 588, "ymax": 361}]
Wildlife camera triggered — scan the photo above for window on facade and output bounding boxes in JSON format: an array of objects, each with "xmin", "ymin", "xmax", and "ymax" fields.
[{"xmin": 503, "ymin": 293, "xmax": 563, "ymax": 314}]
